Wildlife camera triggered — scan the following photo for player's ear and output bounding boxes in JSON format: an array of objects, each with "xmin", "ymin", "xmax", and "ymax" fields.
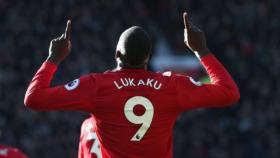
[
  {"xmin": 115, "ymin": 50, "xmax": 122, "ymax": 61},
  {"xmin": 115, "ymin": 50, "xmax": 121, "ymax": 58},
  {"xmin": 147, "ymin": 53, "xmax": 152, "ymax": 62},
  {"xmin": 116, "ymin": 50, "xmax": 126, "ymax": 61}
]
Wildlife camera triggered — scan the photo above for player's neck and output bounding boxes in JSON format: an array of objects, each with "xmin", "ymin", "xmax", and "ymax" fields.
[{"xmin": 116, "ymin": 62, "xmax": 147, "ymax": 70}]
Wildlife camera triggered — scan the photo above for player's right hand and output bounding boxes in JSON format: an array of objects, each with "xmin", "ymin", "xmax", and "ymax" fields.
[
  {"xmin": 183, "ymin": 12, "xmax": 210, "ymax": 58},
  {"xmin": 47, "ymin": 20, "xmax": 72, "ymax": 65}
]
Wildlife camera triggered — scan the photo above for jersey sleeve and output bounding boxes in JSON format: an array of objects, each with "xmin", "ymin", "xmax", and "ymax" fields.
[
  {"xmin": 175, "ymin": 54, "xmax": 240, "ymax": 111},
  {"xmin": 24, "ymin": 61, "xmax": 96, "ymax": 112},
  {"xmin": 17, "ymin": 151, "xmax": 28, "ymax": 158}
]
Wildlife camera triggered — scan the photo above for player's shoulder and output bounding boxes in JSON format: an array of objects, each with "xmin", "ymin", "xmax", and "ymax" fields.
[
  {"xmin": 162, "ymin": 72, "xmax": 203, "ymax": 87},
  {"xmin": 87, "ymin": 72, "xmax": 116, "ymax": 86},
  {"xmin": 141, "ymin": 71, "xmax": 177, "ymax": 88},
  {"xmin": 155, "ymin": 71, "xmax": 181, "ymax": 80},
  {"xmin": 82, "ymin": 73, "xmax": 105, "ymax": 84},
  {"xmin": 83, "ymin": 116, "xmax": 96, "ymax": 125},
  {"xmin": 87, "ymin": 71, "xmax": 112, "ymax": 79},
  {"xmin": 81, "ymin": 116, "xmax": 96, "ymax": 132},
  {"xmin": 151, "ymin": 71, "xmax": 173, "ymax": 82}
]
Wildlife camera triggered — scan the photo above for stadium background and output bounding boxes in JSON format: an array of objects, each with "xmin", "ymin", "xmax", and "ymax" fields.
[{"xmin": 0, "ymin": 0, "xmax": 279, "ymax": 157}]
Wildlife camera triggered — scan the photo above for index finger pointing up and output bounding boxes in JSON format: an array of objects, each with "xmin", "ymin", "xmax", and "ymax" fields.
[
  {"xmin": 65, "ymin": 20, "xmax": 71, "ymax": 40},
  {"xmin": 183, "ymin": 12, "xmax": 191, "ymax": 30}
]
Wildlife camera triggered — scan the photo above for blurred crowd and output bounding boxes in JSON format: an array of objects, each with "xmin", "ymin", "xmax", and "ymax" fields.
[{"xmin": 0, "ymin": 0, "xmax": 279, "ymax": 157}]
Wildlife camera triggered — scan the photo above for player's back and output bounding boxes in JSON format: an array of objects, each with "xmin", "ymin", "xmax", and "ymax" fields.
[
  {"xmin": 91, "ymin": 69, "xmax": 181, "ymax": 158},
  {"xmin": 24, "ymin": 53, "xmax": 239, "ymax": 158}
]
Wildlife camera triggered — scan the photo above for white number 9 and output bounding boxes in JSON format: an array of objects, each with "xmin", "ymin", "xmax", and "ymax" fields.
[{"xmin": 124, "ymin": 96, "xmax": 154, "ymax": 141}]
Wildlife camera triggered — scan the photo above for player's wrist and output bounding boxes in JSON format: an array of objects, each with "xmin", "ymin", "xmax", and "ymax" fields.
[
  {"xmin": 46, "ymin": 56, "xmax": 61, "ymax": 66},
  {"xmin": 194, "ymin": 48, "xmax": 211, "ymax": 59}
]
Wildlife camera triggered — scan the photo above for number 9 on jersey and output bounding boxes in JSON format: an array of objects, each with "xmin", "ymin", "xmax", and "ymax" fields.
[{"xmin": 124, "ymin": 96, "xmax": 154, "ymax": 141}]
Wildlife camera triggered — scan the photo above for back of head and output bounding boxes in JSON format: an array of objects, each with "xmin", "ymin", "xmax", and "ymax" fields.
[{"xmin": 116, "ymin": 26, "xmax": 152, "ymax": 67}]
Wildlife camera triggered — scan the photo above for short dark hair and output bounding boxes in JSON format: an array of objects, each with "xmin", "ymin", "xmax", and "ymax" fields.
[{"xmin": 116, "ymin": 26, "xmax": 152, "ymax": 66}]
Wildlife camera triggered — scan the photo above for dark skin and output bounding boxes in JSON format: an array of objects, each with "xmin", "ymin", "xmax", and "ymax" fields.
[
  {"xmin": 47, "ymin": 12, "xmax": 210, "ymax": 66},
  {"xmin": 183, "ymin": 12, "xmax": 210, "ymax": 58},
  {"xmin": 46, "ymin": 20, "xmax": 71, "ymax": 65},
  {"xmin": 115, "ymin": 51, "xmax": 150, "ymax": 70}
]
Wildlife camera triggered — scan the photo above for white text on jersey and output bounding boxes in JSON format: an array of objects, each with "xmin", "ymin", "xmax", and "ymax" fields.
[{"xmin": 113, "ymin": 78, "xmax": 162, "ymax": 90}]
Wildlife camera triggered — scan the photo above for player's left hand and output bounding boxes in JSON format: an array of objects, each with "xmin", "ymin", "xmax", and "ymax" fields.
[{"xmin": 47, "ymin": 20, "xmax": 72, "ymax": 65}]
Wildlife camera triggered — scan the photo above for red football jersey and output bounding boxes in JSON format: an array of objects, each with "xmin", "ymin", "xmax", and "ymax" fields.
[
  {"xmin": 0, "ymin": 144, "xmax": 28, "ymax": 158},
  {"xmin": 25, "ymin": 54, "xmax": 239, "ymax": 158},
  {"xmin": 78, "ymin": 116, "xmax": 101, "ymax": 158}
]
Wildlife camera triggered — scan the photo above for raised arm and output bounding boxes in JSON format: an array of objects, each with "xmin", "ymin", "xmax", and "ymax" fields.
[
  {"xmin": 24, "ymin": 20, "xmax": 95, "ymax": 112},
  {"xmin": 176, "ymin": 12, "xmax": 240, "ymax": 110}
]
